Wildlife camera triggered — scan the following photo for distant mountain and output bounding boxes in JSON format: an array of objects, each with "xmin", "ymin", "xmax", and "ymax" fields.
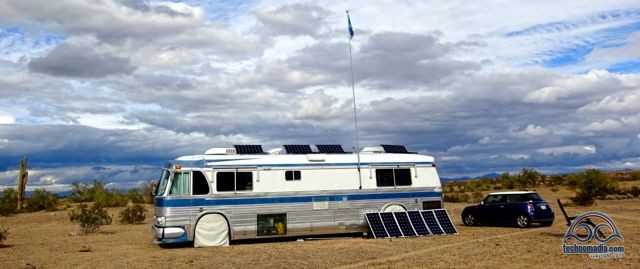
[
  {"xmin": 441, "ymin": 172, "xmax": 502, "ymax": 182},
  {"xmin": 0, "ymin": 190, "xmax": 72, "ymax": 198}
]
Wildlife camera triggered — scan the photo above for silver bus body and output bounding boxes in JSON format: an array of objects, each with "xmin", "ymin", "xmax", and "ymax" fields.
[{"xmin": 152, "ymin": 146, "xmax": 443, "ymax": 245}]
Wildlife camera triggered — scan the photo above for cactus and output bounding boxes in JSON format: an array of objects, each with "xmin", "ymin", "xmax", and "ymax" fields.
[{"xmin": 17, "ymin": 157, "xmax": 28, "ymax": 210}]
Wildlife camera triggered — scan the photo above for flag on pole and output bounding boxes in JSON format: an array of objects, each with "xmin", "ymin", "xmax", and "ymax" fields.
[{"xmin": 347, "ymin": 11, "xmax": 354, "ymax": 39}]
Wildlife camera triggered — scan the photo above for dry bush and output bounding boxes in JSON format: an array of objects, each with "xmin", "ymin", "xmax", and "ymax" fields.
[
  {"xmin": 69, "ymin": 203, "xmax": 112, "ymax": 234},
  {"xmin": 119, "ymin": 204, "xmax": 146, "ymax": 224}
]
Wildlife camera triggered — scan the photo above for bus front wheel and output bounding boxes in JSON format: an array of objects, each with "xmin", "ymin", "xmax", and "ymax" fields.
[{"xmin": 194, "ymin": 214, "xmax": 230, "ymax": 247}]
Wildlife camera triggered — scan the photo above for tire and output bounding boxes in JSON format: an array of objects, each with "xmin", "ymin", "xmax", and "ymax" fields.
[
  {"xmin": 462, "ymin": 214, "xmax": 476, "ymax": 226},
  {"xmin": 515, "ymin": 214, "xmax": 531, "ymax": 228},
  {"xmin": 194, "ymin": 214, "xmax": 230, "ymax": 247},
  {"xmin": 382, "ymin": 204, "xmax": 406, "ymax": 212},
  {"xmin": 540, "ymin": 221, "xmax": 553, "ymax": 227}
]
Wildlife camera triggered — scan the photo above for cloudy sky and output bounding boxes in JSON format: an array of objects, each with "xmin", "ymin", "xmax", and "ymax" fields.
[{"xmin": 1, "ymin": 0, "xmax": 639, "ymax": 191}]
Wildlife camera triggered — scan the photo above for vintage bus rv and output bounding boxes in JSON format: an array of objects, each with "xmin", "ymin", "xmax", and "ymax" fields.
[{"xmin": 152, "ymin": 144, "xmax": 443, "ymax": 247}]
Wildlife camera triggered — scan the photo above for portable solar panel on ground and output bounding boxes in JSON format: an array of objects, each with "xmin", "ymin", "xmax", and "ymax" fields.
[
  {"xmin": 380, "ymin": 212, "xmax": 403, "ymax": 237},
  {"xmin": 315, "ymin": 144, "xmax": 344, "ymax": 154},
  {"xmin": 365, "ymin": 213, "xmax": 388, "ymax": 238},
  {"xmin": 434, "ymin": 209, "xmax": 458, "ymax": 234},
  {"xmin": 283, "ymin": 144, "xmax": 313, "ymax": 154},
  {"xmin": 393, "ymin": 212, "xmax": 417, "ymax": 237},
  {"xmin": 420, "ymin": 210, "xmax": 445, "ymax": 235},
  {"xmin": 380, "ymin": 144, "xmax": 409, "ymax": 153},
  {"xmin": 407, "ymin": 211, "xmax": 431, "ymax": 236},
  {"xmin": 233, "ymin": 145, "xmax": 264, "ymax": 154},
  {"xmin": 365, "ymin": 210, "xmax": 456, "ymax": 239}
]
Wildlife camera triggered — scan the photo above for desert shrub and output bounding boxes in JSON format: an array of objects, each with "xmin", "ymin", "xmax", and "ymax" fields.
[
  {"xmin": 470, "ymin": 192, "xmax": 484, "ymax": 203},
  {"xmin": 127, "ymin": 181, "xmax": 155, "ymax": 205},
  {"xmin": 551, "ymin": 187, "xmax": 559, "ymax": 192},
  {"xmin": 572, "ymin": 169, "xmax": 619, "ymax": 205},
  {"xmin": 94, "ymin": 189, "xmax": 128, "ymax": 208},
  {"xmin": 0, "ymin": 221, "xmax": 8, "ymax": 244},
  {"xmin": 68, "ymin": 181, "xmax": 94, "ymax": 203},
  {"xmin": 0, "ymin": 188, "xmax": 18, "ymax": 216},
  {"xmin": 68, "ymin": 180, "xmax": 128, "ymax": 207},
  {"xmin": 629, "ymin": 186, "xmax": 640, "ymax": 197},
  {"xmin": 69, "ymin": 203, "xmax": 112, "ymax": 234},
  {"xmin": 519, "ymin": 168, "xmax": 542, "ymax": 187},
  {"xmin": 498, "ymin": 172, "xmax": 516, "ymax": 189},
  {"xmin": 443, "ymin": 192, "xmax": 470, "ymax": 203},
  {"xmin": 632, "ymin": 173, "xmax": 640, "ymax": 181},
  {"xmin": 25, "ymin": 188, "xmax": 59, "ymax": 212},
  {"xmin": 119, "ymin": 204, "xmax": 146, "ymax": 224}
]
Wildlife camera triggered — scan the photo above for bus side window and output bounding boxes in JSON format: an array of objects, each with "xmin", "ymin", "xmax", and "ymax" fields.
[
  {"xmin": 217, "ymin": 172, "xmax": 235, "ymax": 192},
  {"xmin": 394, "ymin": 169, "xmax": 412, "ymax": 186},
  {"xmin": 285, "ymin": 170, "xmax": 301, "ymax": 181},
  {"xmin": 192, "ymin": 171, "xmax": 210, "ymax": 195},
  {"xmin": 216, "ymin": 171, "xmax": 253, "ymax": 192},
  {"xmin": 375, "ymin": 169, "xmax": 395, "ymax": 186},
  {"xmin": 236, "ymin": 172, "xmax": 253, "ymax": 191},
  {"xmin": 169, "ymin": 171, "xmax": 190, "ymax": 195},
  {"xmin": 375, "ymin": 168, "xmax": 412, "ymax": 187}
]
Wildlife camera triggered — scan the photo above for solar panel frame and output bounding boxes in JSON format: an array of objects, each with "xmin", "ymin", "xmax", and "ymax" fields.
[
  {"xmin": 433, "ymin": 209, "xmax": 458, "ymax": 234},
  {"xmin": 380, "ymin": 212, "xmax": 403, "ymax": 237},
  {"xmin": 393, "ymin": 212, "xmax": 417, "ymax": 237},
  {"xmin": 365, "ymin": 213, "xmax": 389, "ymax": 238},
  {"xmin": 407, "ymin": 211, "xmax": 431, "ymax": 236},
  {"xmin": 315, "ymin": 144, "xmax": 345, "ymax": 154},
  {"xmin": 420, "ymin": 210, "xmax": 445, "ymax": 235},
  {"xmin": 380, "ymin": 144, "xmax": 409, "ymax": 153},
  {"xmin": 283, "ymin": 144, "xmax": 313, "ymax": 154},
  {"xmin": 233, "ymin": 144, "xmax": 264, "ymax": 154}
]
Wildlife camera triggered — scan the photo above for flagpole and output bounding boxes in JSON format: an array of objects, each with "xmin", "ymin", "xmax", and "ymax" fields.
[{"xmin": 346, "ymin": 10, "xmax": 362, "ymax": 189}]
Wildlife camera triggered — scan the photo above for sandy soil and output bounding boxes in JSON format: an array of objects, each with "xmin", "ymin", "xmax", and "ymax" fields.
[{"xmin": 0, "ymin": 187, "xmax": 638, "ymax": 268}]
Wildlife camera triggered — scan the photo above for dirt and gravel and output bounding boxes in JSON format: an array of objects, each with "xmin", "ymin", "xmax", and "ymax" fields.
[{"xmin": 1, "ymin": 187, "xmax": 638, "ymax": 268}]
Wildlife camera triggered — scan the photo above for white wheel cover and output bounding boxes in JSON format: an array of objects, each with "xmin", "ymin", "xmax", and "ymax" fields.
[
  {"xmin": 383, "ymin": 204, "xmax": 406, "ymax": 212},
  {"xmin": 194, "ymin": 214, "xmax": 229, "ymax": 247}
]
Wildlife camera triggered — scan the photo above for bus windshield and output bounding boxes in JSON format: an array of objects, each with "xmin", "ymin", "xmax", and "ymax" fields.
[{"xmin": 156, "ymin": 169, "xmax": 170, "ymax": 196}]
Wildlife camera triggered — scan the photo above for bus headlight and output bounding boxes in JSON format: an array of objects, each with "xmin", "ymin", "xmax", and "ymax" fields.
[
  {"xmin": 434, "ymin": 186, "xmax": 442, "ymax": 192},
  {"xmin": 154, "ymin": 216, "xmax": 166, "ymax": 226}
]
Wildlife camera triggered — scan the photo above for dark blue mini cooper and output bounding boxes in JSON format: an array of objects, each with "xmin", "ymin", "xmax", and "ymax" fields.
[{"xmin": 461, "ymin": 191, "xmax": 554, "ymax": 227}]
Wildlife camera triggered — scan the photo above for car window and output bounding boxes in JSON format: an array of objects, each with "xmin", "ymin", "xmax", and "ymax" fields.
[
  {"xmin": 524, "ymin": 193, "xmax": 544, "ymax": 201},
  {"xmin": 506, "ymin": 194, "xmax": 523, "ymax": 203},
  {"xmin": 484, "ymin": 195, "xmax": 504, "ymax": 204}
]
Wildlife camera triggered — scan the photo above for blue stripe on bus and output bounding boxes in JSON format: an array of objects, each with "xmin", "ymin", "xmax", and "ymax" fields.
[{"xmin": 155, "ymin": 191, "xmax": 442, "ymax": 208}]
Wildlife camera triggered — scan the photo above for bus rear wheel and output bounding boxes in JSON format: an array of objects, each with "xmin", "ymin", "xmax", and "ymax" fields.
[{"xmin": 194, "ymin": 214, "xmax": 230, "ymax": 247}]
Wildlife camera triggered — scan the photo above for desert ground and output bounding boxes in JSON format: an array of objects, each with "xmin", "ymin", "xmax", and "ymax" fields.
[{"xmin": 1, "ymin": 186, "xmax": 638, "ymax": 269}]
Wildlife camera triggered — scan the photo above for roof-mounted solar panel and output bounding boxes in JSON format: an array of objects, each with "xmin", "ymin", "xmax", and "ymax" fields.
[
  {"xmin": 380, "ymin": 144, "xmax": 408, "ymax": 153},
  {"xmin": 233, "ymin": 145, "xmax": 264, "ymax": 154},
  {"xmin": 316, "ymin": 144, "xmax": 345, "ymax": 154},
  {"xmin": 283, "ymin": 144, "xmax": 313, "ymax": 154}
]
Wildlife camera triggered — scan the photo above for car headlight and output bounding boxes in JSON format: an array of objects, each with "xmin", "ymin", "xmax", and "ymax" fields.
[{"xmin": 154, "ymin": 216, "xmax": 166, "ymax": 226}]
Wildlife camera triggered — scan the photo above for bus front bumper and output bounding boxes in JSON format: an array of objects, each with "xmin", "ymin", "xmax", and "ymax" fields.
[{"xmin": 152, "ymin": 225, "xmax": 187, "ymax": 243}]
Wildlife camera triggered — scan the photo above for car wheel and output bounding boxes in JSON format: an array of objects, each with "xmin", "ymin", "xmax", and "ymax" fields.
[
  {"xmin": 515, "ymin": 215, "xmax": 530, "ymax": 228},
  {"xmin": 462, "ymin": 214, "xmax": 476, "ymax": 226},
  {"xmin": 540, "ymin": 221, "xmax": 553, "ymax": 227}
]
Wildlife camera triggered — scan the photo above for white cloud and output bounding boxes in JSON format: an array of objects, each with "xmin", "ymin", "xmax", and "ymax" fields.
[
  {"xmin": 582, "ymin": 119, "xmax": 625, "ymax": 132},
  {"xmin": 523, "ymin": 86, "xmax": 567, "ymax": 103},
  {"xmin": 538, "ymin": 145, "xmax": 596, "ymax": 155},
  {"xmin": 294, "ymin": 89, "xmax": 349, "ymax": 120},
  {"xmin": 0, "ymin": 114, "xmax": 15, "ymax": 124},
  {"xmin": 579, "ymin": 92, "xmax": 640, "ymax": 114},
  {"xmin": 504, "ymin": 154, "xmax": 530, "ymax": 160}
]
